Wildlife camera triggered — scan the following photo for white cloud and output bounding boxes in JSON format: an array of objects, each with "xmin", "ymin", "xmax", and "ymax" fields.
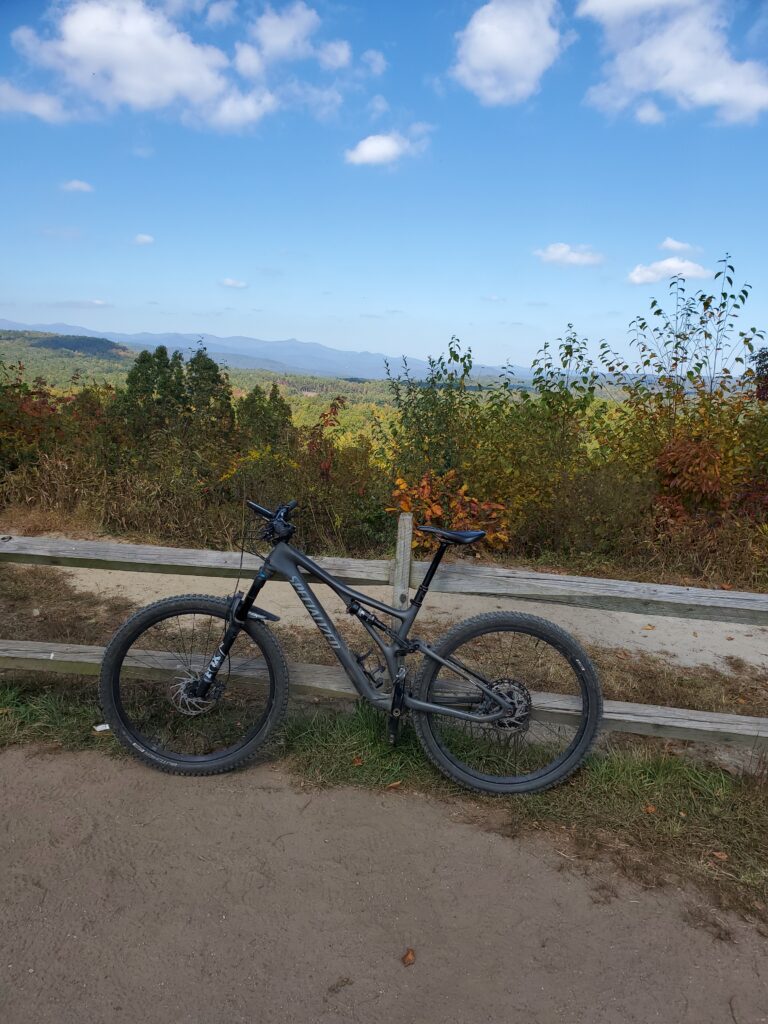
[
  {"xmin": 368, "ymin": 94, "xmax": 389, "ymax": 119},
  {"xmin": 344, "ymin": 125, "xmax": 431, "ymax": 166},
  {"xmin": 134, "ymin": 233, "xmax": 154, "ymax": 244},
  {"xmin": 361, "ymin": 49, "xmax": 387, "ymax": 75},
  {"xmin": 3, "ymin": 0, "xmax": 356, "ymax": 132},
  {"xmin": 13, "ymin": 1, "xmax": 228, "ymax": 111},
  {"xmin": 660, "ymin": 236, "xmax": 692, "ymax": 252},
  {"xmin": 627, "ymin": 257, "xmax": 710, "ymax": 284},
  {"xmin": 206, "ymin": 0, "xmax": 237, "ymax": 27},
  {"xmin": 221, "ymin": 277, "xmax": 248, "ymax": 288},
  {"xmin": 318, "ymin": 40, "xmax": 351, "ymax": 70},
  {"xmin": 534, "ymin": 242, "xmax": 603, "ymax": 266},
  {"xmin": 209, "ymin": 87, "xmax": 278, "ymax": 127},
  {"xmin": 55, "ymin": 298, "xmax": 113, "ymax": 308},
  {"xmin": 60, "ymin": 178, "xmax": 93, "ymax": 192},
  {"xmin": 0, "ymin": 80, "xmax": 69, "ymax": 122},
  {"xmin": 234, "ymin": 42, "xmax": 264, "ymax": 79},
  {"xmin": 8, "ymin": 0, "xmax": 285, "ymax": 131},
  {"xmin": 578, "ymin": 0, "xmax": 768, "ymax": 123},
  {"xmin": 635, "ymin": 99, "xmax": 664, "ymax": 123},
  {"xmin": 250, "ymin": 1, "xmax": 320, "ymax": 62},
  {"xmin": 451, "ymin": 0, "xmax": 564, "ymax": 105}
]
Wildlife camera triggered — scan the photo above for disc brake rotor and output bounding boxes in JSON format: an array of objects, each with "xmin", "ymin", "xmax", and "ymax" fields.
[
  {"xmin": 170, "ymin": 677, "xmax": 217, "ymax": 717},
  {"xmin": 482, "ymin": 678, "xmax": 532, "ymax": 731}
]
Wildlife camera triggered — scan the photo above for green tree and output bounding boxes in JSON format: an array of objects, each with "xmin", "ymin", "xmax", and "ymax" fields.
[{"xmin": 237, "ymin": 382, "xmax": 293, "ymax": 446}]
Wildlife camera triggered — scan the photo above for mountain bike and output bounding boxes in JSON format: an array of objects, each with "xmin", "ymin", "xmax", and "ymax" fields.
[{"xmin": 100, "ymin": 499, "xmax": 602, "ymax": 794}]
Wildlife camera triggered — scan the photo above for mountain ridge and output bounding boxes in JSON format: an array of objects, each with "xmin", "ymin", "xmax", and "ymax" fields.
[{"xmin": 0, "ymin": 318, "xmax": 526, "ymax": 379}]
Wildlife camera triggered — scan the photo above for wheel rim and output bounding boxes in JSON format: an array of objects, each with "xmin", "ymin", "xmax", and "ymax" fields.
[
  {"xmin": 423, "ymin": 626, "xmax": 593, "ymax": 785},
  {"xmin": 114, "ymin": 609, "xmax": 275, "ymax": 762}
]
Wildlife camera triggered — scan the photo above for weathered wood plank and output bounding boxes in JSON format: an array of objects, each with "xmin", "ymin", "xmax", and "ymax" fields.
[
  {"xmin": 0, "ymin": 639, "xmax": 356, "ymax": 700},
  {"xmin": 411, "ymin": 559, "xmax": 768, "ymax": 625},
  {"xmin": 2, "ymin": 640, "xmax": 766, "ymax": 748},
  {"xmin": 3, "ymin": 534, "xmax": 767, "ymax": 624},
  {"xmin": 0, "ymin": 536, "xmax": 391, "ymax": 587},
  {"xmin": 391, "ymin": 513, "xmax": 413, "ymax": 610}
]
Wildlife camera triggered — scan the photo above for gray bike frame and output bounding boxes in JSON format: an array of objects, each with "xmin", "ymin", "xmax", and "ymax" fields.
[{"xmin": 255, "ymin": 541, "xmax": 513, "ymax": 723}]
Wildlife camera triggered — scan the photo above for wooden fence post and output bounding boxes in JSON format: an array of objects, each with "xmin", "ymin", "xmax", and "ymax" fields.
[{"xmin": 392, "ymin": 513, "xmax": 413, "ymax": 610}]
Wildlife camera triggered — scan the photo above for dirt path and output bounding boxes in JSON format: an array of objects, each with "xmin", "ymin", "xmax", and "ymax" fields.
[{"xmin": 1, "ymin": 748, "xmax": 766, "ymax": 1024}]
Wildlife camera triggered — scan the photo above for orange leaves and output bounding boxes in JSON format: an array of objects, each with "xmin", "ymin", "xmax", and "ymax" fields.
[
  {"xmin": 390, "ymin": 471, "xmax": 510, "ymax": 554},
  {"xmin": 401, "ymin": 948, "xmax": 416, "ymax": 966}
]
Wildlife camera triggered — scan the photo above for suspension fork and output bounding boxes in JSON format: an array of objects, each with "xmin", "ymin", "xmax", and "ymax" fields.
[{"xmin": 192, "ymin": 564, "xmax": 274, "ymax": 698}]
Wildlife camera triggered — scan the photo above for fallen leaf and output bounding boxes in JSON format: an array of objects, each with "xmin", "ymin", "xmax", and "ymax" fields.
[
  {"xmin": 401, "ymin": 947, "xmax": 416, "ymax": 967},
  {"xmin": 711, "ymin": 851, "xmax": 729, "ymax": 862},
  {"xmin": 616, "ymin": 651, "xmax": 629, "ymax": 660},
  {"xmin": 721, "ymin": 583, "xmax": 733, "ymax": 591},
  {"xmin": 641, "ymin": 624, "xmax": 656, "ymax": 631},
  {"xmin": 692, "ymin": 631, "xmax": 698, "ymax": 638},
  {"xmin": 726, "ymin": 636, "xmax": 735, "ymax": 641},
  {"xmin": 386, "ymin": 781, "xmax": 402, "ymax": 791},
  {"xmin": 352, "ymin": 756, "xmax": 364, "ymax": 767},
  {"xmin": 679, "ymin": 811, "xmax": 687, "ymax": 818},
  {"xmin": 643, "ymin": 804, "xmax": 657, "ymax": 814}
]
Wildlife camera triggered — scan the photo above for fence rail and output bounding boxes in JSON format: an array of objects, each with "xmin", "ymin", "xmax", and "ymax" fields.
[
  {"xmin": 3, "ymin": 516, "xmax": 767, "ymax": 624},
  {"xmin": 1, "ymin": 516, "xmax": 767, "ymax": 750}
]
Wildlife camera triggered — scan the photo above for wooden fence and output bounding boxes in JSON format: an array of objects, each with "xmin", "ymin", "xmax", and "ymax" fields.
[{"xmin": 1, "ymin": 514, "xmax": 767, "ymax": 750}]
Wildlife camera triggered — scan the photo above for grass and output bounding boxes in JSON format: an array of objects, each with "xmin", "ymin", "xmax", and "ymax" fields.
[{"xmin": 0, "ymin": 678, "xmax": 116, "ymax": 752}]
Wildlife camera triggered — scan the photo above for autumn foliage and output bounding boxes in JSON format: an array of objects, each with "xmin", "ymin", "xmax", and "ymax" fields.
[{"xmin": 1, "ymin": 262, "xmax": 767, "ymax": 588}]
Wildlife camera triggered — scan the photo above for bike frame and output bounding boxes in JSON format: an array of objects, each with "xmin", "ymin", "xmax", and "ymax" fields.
[{"xmin": 225, "ymin": 539, "xmax": 514, "ymax": 724}]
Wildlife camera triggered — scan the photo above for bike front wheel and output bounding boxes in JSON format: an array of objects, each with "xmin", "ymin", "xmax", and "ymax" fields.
[
  {"xmin": 411, "ymin": 612, "xmax": 602, "ymax": 794},
  {"xmin": 99, "ymin": 595, "xmax": 289, "ymax": 775}
]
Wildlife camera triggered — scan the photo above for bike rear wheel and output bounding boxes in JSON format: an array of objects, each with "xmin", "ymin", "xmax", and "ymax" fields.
[
  {"xmin": 99, "ymin": 595, "xmax": 289, "ymax": 775},
  {"xmin": 412, "ymin": 612, "xmax": 602, "ymax": 794}
]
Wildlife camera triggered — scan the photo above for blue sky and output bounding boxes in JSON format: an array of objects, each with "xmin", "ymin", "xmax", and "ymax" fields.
[{"xmin": 1, "ymin": 0, "xmax": 767, "ymax": 366}]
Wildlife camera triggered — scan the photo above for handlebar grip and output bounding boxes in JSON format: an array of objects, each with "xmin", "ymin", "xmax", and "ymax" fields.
[{"xmin": 284, "ymin": 499, "xmax": 298, "ymax": 513}]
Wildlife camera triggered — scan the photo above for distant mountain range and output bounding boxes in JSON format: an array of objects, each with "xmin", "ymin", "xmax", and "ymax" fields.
[{"xmin": 0, "ymin": 318, "xmax": 526, "ymax": 380}]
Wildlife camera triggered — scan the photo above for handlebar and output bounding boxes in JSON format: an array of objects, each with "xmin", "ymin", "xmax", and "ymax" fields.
[
  {"xmin": 246, "ymin": 500, "xmax": 273, "ymax": 520},
  {"xmin": 246, "ymin": 498, "xmax": 298, "ymax": 540}
]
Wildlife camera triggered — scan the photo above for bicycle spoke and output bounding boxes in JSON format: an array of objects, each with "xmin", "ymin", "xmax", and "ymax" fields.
[
  {"xmin": 116, "ymin": 610, "xmax": 274, "ymax": 759},
  {"xmin": 424, "ymin": 625, "xmax": 588, "ymax": 782}
]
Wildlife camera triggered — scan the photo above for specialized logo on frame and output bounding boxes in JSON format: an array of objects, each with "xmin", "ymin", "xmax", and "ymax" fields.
[{"xmin": 291, "ymin": 576, "xmax": 341, "ymax": 649}]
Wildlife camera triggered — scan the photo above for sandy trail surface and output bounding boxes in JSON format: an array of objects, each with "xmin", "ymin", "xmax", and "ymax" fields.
[
  {"xmin": 60, "ymin": 565, "xmax": 768, "ymax": 671},
  {"xmin": 1, "ymin": 746, "xmax": 766, "ymax": 1024}
]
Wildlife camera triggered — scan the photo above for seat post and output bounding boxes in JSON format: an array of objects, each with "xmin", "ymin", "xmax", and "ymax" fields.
[{"xmin": 412, "ymin": 543, "xmax": 448, "ymax": 608}]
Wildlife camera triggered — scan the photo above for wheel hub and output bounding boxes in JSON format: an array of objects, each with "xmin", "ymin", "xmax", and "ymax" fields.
[{"xmin": 487, "ymin": 678, "xmax": 532, "ymax": 731}]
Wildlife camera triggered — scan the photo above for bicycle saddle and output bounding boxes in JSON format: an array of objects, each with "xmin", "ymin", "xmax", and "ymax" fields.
[{"xmin": 416, "ymin": 525, "xmax": 486, "ymax": 545}]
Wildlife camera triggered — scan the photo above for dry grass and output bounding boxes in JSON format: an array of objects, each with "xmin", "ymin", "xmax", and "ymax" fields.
[
  {"xmin": 0, "ymin": 564, "xmax": 135, "ymax": 646},
  {"xmin": 272, "ymin": 619, "xmax": 768, "ymax": 717}
]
